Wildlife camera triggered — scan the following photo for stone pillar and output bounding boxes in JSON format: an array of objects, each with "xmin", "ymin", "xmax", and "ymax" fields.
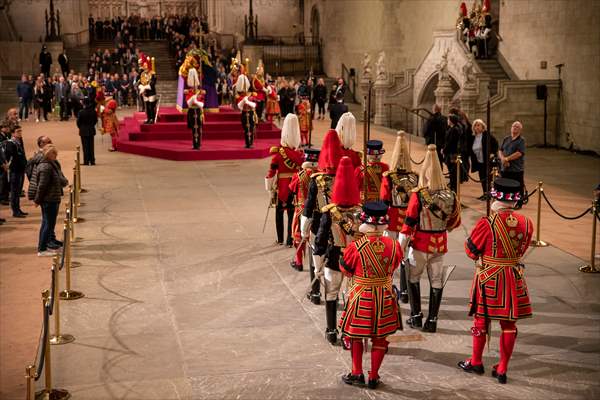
[
  {"xmin": 434, "ymin": 77, "xmax": 454, "ymax": 115},
  {"xmin": 459, "ymin": 82, "xmax": 478, "ymax": 120},
  {"xmin": 359, "ymin": 75, "xmax": 372, "ymax": 111},
  {"xmin": 373, "ymin": 78, "xmax": 389, "ymax": 126}
]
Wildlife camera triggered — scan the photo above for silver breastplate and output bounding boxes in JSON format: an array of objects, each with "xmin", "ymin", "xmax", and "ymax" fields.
[
  {"xmin": 316, "ymin": 175, "xmax": 335, "ymax": 210},
  {"xmin": 419, "ymin": 189, "xmax": 456, "ymax": 231},
  {"xmin": 330, "ymin": 205, "xmax": 361, "ymax": 248},
  {"xmin": 390, "ymin": 172, "xmax": 418, "ymax": 208}
]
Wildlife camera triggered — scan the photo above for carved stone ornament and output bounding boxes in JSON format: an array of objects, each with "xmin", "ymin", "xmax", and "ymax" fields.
[{"xmin": 375, "ymin": 51, "xmax": 386, "ymax": 81}]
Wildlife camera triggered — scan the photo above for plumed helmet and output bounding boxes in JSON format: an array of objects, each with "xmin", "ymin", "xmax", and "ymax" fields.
[
  {"xmin": 106, "ymin": 99, "xmax": 117, "ymax": 112},
  {"xmin": 235, "ymin": 74, "xmax": 250, "ymax": 93},
  {"xmin": 280, "ymin": 114, "xmax": 301, "ymax": 149},
  {"xmin": 335, "ymin": 112, "xmax": 356, "ymax": 149},
  {"xmin": 332, "ymin": 157, "xmax": 361, "ymax": 207},
  {"xmin": 256, "ymin": 59, "xmax": 265, "ymax": 76},
  {"xmin": 187, "ymin": 67, "xmax": 200, "ymax": 89},
  {"xmin": 318, "ymin": 129, "xmax": 343, "ymax": 173},
  {"xmin": 460, "ymin": 2, "xmax": 468, "ymax": 17},
  {"xmin": 389, "ymin": 131, "xmax": 412, "ymax": 172},
  {"xmin": 418, "ymin": 144, "xmax": 447, "ymax": 191}
]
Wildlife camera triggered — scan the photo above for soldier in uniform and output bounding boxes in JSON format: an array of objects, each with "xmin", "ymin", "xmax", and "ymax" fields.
[
  {"xmin": 185, "ymin": 65, "xmax": 205, "ymax": 150},
  {"xmin": 380, "ymin": 131, "xmax": 418, "ymax": 303},
  {"xmin": 296, "ymin": 95, "xmax": 312, "ymax": 147},
  {"xmin": 458, "ymin": 178, "xmax": 533, "ymax": 384},
  {"xmin": 252, "ymin": 60, "xmax": 267, "ymax": 121},
  {"xmin": 400, "ymin": 144, "xmax": 461, "ymax": 332},
  {"xmin": 235, "ymin": 75, "xmax": 258, "ymax": 149},
  {"xmin": 355, "ymin": 140, "xmax": 389, "ymax": 203},
  {"xmin": 339, "ymin": 201, "xmax": 403, "ymax": 390},
  {"xmin": 289, "ymin": 147, "xmax": 320, "ymax": 271},
  {"xmin": 335, "ymin": 112, "xmax": 362, "ymax": 168},
  {"xmin": 301, "ymin": 129, "xmax": 343, "ymax": 306},
  {"xmin": 265, "ymin": 114, "xmax": 303, "ymax": 246},
  {"xmin": 315, "ymin": 156, "xmax": 362, "ymax": 345},
  {"xmin": 138, "ymin": 54, "xmax": 157, "ymax": 124}
]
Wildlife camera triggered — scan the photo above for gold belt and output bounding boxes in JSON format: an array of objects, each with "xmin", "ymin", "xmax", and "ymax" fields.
[
  {"xmin": 278, "ymin": 172, "xmax": 294, "ymax": 179},
  {"xmin": 482, "ymin": 255, "xmax": 519, "ymax": 267},
  {"xmin": 353, "ymin": 276, "xmax": 392, "ymax": 287}
]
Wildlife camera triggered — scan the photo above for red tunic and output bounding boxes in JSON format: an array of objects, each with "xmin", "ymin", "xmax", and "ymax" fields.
[
  {"xmin": 465, "ymin": 210, "xmax": 534, "ymax": 321},
  {"xmin": 339, "ymin": 235, "xmax": 403, "ymax": 338},
  {"xmin": 289, "ymin": 168, "xmax": 312, "ymax": 243},
  {"xmin": 355, "ymin": 162, "xmax": 389, "ymax": 203},
  {"xmin": 340, "ymin": 148, "xmax": 362, "ymax": 169},
  {"xmin": 266, "ymin": 146, "xmax": 303, "ymax": 203},
  {"xmin": 401, "ymin": 189, "xmax": 461, "ymax": 254},
  {"xmin": 252, "ymin": 76, "xmax": 267, "ymax": 101},
  {"xmin": 296, "ymin": 100, "xmax": 312, "ymax": 133},
  {"xmin": 266, "ymin": 85, "xmax": 280, "ymax": 115}
]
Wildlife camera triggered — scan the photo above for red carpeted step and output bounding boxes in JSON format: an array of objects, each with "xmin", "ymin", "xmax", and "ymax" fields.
[
  {"xmin": 138, "ymin": 121, "xmax": 279, "ymax": 132},
  {"xmin": 128, "ymin": 129, "xmax": 280, "ymax": 141}
]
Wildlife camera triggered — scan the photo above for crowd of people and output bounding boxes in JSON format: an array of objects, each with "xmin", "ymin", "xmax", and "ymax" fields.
[
  {"xmin": 264, "ymin": 109, "xmax": 533, "ymax": 389},
  {"xmin": 457, "ymin": 0, "xmax": 494, "ymax": 59}
]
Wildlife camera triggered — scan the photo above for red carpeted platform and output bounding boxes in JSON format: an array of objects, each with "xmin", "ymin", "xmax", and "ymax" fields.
[{"xmin": 116, "ymin": 106, "xmax": 281, "ymax": 161}]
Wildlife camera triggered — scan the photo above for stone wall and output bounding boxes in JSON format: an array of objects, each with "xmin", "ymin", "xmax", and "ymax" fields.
[
  {"xmin": 303, "ymin": 0, "xmax": 457, "ymax": 98},
  {"xmin": 499, "ymin": 0, "xmax": 600, "ymax": 153},
  {"xmin": 3, "ymin": 0, "xmax": 89, "ymax": 47},
  {"xmin": 0, "ymin": 41, "xmax": 64, "ymax": 78}
]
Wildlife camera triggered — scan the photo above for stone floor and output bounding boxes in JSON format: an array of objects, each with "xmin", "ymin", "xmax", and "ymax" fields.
[{"xmin": 1, "ymin": 110, "xmax": 599, "ymax": 399}]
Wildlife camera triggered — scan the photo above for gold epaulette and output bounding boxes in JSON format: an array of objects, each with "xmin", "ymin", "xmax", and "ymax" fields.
[
  {"xmin": 321, "ymin": 203, "xmax": 337, "ymax": 213},
  {"xmin": 382, "ymin": 170, "xmax": 392, "ymax": 177},
  {"xmin": 310, "ymin": 171, "xmax": 325, "ymax": 179},
  {"xmin": 269, "ymin": 146, "xmax": 279, "ymax": 154}
]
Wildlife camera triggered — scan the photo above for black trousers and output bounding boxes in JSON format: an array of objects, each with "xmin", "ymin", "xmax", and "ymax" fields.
[
  {"xmin": 275, "ymin": 199, "xmax": 294, "ymax": 243},
  {"xmin": 472, "ymin": 160, "xmax": 489, "ymax": 195},
  {"xmin": 145, "ymin": 101, "xmax": 157, "ymax": 122},
  {"xmin": 80, "ymin": 135, "xmax": 95, "ymax": 165},
  {"xmin": 448, "ymin": 161, "xmax": 458, "ymax": 193},
  {"xmin": 241, "ymin": 111, "xmax": 255, "ymax": 148},
  {"xmin": 9, "ymin": 171, "xmax": 24, "ymax": 214}
]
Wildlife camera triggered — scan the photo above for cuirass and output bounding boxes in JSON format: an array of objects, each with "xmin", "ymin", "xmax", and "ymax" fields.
[
  {"xmin": 419, "ymin": 189, "xmax": 456, "ymax": 231},
  {"xmin": 316, "ymin": 175, "xmax": 334, "ymax": 209},
  {"xmin": 390, "ymin": 171, "xmax": 418, "ymax": 208},
  {"xmin": 330, "ymin": 206, "xmax": 361, "ymax": 247}
]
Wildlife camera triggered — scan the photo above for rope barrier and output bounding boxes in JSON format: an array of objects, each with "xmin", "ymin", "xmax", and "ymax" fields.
[
  {"xmin": 410, "ymin": 155, "xmax": 425, "ymax": 165},
  {"xmin": 459, "ymin": 162, "xmax": 484, "ymax": 183},
  {"xmin": 541, "ymin": 191, "xmax": 592, "ymax": 220},
  {"xmin": 33, "ymin": 299, "xmax": 50, "ymax": 381}
]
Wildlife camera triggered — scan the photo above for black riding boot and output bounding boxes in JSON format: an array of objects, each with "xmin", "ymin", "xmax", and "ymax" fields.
[
  {"xmin": 325, "ymin": 299, "xmax": 338, "ymax": 345},
  {"xmin": 399, "ymin": 261, "xmax": 409, "ymax": 303},
  {"xmin": 275, "ymin": 206, "xmax": 284, "ymax": 244},
  {"xmin": 285, "ymin": 207, "xmax": 294, "ymax": 246},
  {"xmin": 422, "ymin": 287, "xmax": 443, "ymax": 333},
  {"xmin": 307, "ymin": 246, "xmax": 321, "ymax": 304},
  {"xmin": 406, "ymin": 281, "xmax": 423, "ymax": 328}
]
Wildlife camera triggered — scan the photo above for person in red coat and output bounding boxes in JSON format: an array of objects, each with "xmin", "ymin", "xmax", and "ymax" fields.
[
  {"xmin": 235, "ymin": 74, "xmax": 259, "ymax": 149},
  {"xmin": 296, "ymin": 96, "xmax": 312, "ymax": 147},
  {"xmin": 400, "ymin": 144, "xmax": 461, "ymax": 333},
  {"xmin": 339, "ymin": 201, "xmax": 403, "ymax": 390},
  {"xmin": 380, "ymin": 131, "xmax": 418, "ymax": 303},
  {"xmin": 355, "ymin": 140, "xmax": 389, "ymax": 203},
  {"xmin": 458, "ymin": 178, "xmax": 533, "ymax": 384},
  {"xmin": 265, "ymin": 113, "xmax": 303, "ymax": 245},
  {"xmin": 252, "ymin": 61, "xmax": 267, "ymax": 121},
  {"xmin": 265, "ymin": 80, "xmax": 280, "ymax": 123},
  {"xmin": 336, "ymin": 112, "xmax": 362, "ymax": 168},
  {"xmin": 289, "ymin": 147, "xmax": 319, "ymax": 271}
]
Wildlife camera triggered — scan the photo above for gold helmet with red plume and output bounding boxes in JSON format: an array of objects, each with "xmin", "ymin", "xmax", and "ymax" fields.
[{"xmin": 318, "ymin": 129, "xmax": 343, "ymax": 173}]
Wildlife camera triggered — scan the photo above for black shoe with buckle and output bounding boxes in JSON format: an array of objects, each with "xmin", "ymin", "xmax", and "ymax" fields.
[
  {"xmin": 367, "ymin": 377, "xmax": 380, "ymax": 389},
  {"xmin": 342, "ymin": 373, "xmax": 365, "ymax": 386},
  {"xmin": 492, "ymin": 366, "xmax": 507, "ymax": 384},
  {"xmin": 458, "ymin": 360, "xmax": 485, "ymax": 375}
]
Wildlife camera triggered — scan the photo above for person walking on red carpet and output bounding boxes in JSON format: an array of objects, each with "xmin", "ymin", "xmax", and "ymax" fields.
[
  {"xmin": 289, "ymin": 147, "xmax": 319, "ymax": 271},
  {"xmin": 265, "ymin": 114, "xmax": 303, "ymax": 246},
  {"xmin": 339, "ymin": 201, "xmax": 403, "ymax": 390},
  {"xmin": 315, "ymin": 156, "xmax": 362, "ymax": 345},
  {"xmin": 380, "ymin": 131, "xmax": 418, "ymax": 303},
  {"xmin": 101, "ymin": 99, "xmax": 119, "ymax": 152},
  {"xmin": 458, "ymin": 177, "xmax": 533, "ymax": 384},
  {"xmin": 400, "ymin": 144, "xmax": 461, "ymax": 333},
  {"xmin": 235, "ymin": 75, "xmax": 258, "ymax": 149},
  {"xmin": 185, "ymin": 66, "xmax": 205, "ymax": 150},
  {"xmin": 301, "ymin": 129, "xmax": 343, "ymax": 306},
  {"xmin": 252, "ymin": 61, "xmax": 267, "ymax": 121}
]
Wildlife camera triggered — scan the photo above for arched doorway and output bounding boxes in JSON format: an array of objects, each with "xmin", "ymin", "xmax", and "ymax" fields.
[
  {"xmin": 310, "ymin": 6, "xmax": 320, "ymax": 43},
  {"xmin": 417, "ymin": 74, "xmax": 460, "ymax": 112}
]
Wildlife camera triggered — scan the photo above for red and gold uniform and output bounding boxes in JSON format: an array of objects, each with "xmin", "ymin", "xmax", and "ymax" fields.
[
  {"xmin": 252, "ymin": 73, "xmax": 266, "ymax": 120},
  {"xmin": 380, "ymin": 170, "xmax": 418, "ymax": 232},
  {"xmin": 186, "ymin": 90, "xmax": 205, "ymax": 149},
  {"xmin": 101, "ymin": 99, "xmax": 119, "ymax": 151},
  {"xmin": 296, "ymin": 98, "xmax": 312, "ymax": 146},
  {"xmin": 459, "ymin": 177, "xmax": 533, "ymax": 383},
  {"xmin": 340, "ymin": 148, "xmax": 362, "ymax": 169},
  {"xmin": 339, "ymin": 201, "xmax": 403, "ymax": 389},
  {"xmin": 265, "ymin": 82, "xmax": 280, "ymax": 122},
  {"xmin": 289, "ymin": 148, "xmax": 319, "ymax": 270},
  {"xmin": 355, "ymin": 161, "xmax": 389, "ymax": 203}
]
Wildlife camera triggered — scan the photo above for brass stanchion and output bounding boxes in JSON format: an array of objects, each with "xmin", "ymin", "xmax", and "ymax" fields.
[
  {"xmin": 49, "ymin": 256, "xmax": 75, "ymax": 344},
  {"xmin": 63, "ymin": 217, "xmax": 81, "ymax": 268},
  {"xmin": 37, "ymin": 291, "xmax": 70, "ymax": 400},
  {"xmin": 455, "ymin": 155, "xmax": 462, "ymax": 204},
  {"xmin": 531, "ymin": 181, "xmax": 549, "ymax": 247},
  {"xmin": 579, "ymin": 198, "xmax": 599, "ymax": 273},
  {"xmin": 60, "ymin": 223, "xmax": 85, "ymax": 300},
  {"xmin": 72, "ymin": 169, "xmax": 85, "ymax": 223},
  {"xmin": 76, "ymin": 146, "xmax": 87, "ymax": 194},
  {"xmin": 25, "ymin": 365, "xmax": 35, "ymax": 400}
]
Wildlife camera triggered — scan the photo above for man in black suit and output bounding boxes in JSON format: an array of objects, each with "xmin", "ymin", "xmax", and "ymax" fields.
[
  {"xmin": 58, "ymin": 50, "xmax": 69, "ymax": 78},
  {"xmin": 39, "ymin": 45, "xmax": 52, "ymax": 76},
  {"xmin": 329, "ymin": 91, "xmax": 348, "ymax": 129},
  {"xmin": 424, "ymin": 104, "xmax": 447, "ymax": 165},
  {"xmin": 54, "ymin": 76, "xmax": 70, "ymax": 121},
  {"xmin": 76, "ymin": 99, "xmax": 98, "ymax": 165}
]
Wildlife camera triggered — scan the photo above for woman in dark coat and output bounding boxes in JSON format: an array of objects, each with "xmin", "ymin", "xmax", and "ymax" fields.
[
  {"xmin": 314, "ymin": 78, "xmax": 327, "ymax": 120},
  {"xmin": 33, "ymin": 144, "xmax": 68, "ymax": 255}
]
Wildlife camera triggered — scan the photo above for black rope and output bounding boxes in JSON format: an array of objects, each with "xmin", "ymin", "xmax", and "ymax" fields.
[
  {"xmin": 523, "ymin": 188, "xmax": 537, "ymax": 202},
  {"xmin": 541, "ymin": 191, "xmax": 592, "ymax": 220},
  {"xmin": 59, "ymin": 226, "xmax": 67, "ymax": 271},
  {"xmin": 459, "ymin": 162, "xmax": 484, "ymax": 183},
  {"xmin": 34, "ymin": 302, "xmax": 50, "ymax": 381},
  {"xmin": 410, "ymin": 155, "xmax": 425, "ymax": 165}
]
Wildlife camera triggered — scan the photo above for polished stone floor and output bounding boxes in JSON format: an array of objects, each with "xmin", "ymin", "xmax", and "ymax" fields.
[{"xmin": 1, "ymin": 113, "xmax": 599, "ymax": 399}]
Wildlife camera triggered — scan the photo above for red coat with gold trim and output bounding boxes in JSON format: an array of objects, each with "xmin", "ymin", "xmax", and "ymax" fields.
[
  {"xmin": 266, "ymin": 146, "xmax": 303, "ymax": 203},
  {"xmin": 354, "ymin": 162, "xmax": 389, "ymax": 203},
  {"xmin": 339, "ymin": 235, "xmax": 403, "ymax": 338},
  {"xmin": 252, "ymin": 76, "xmax": 267, "ymax": 101},
  {"xmin": 401, "ymin": 188, "xmax": 461, "ymax": 254},
  {"xmin": 296, "ymin": 100, "xmax": 312, "ymax": 133},
  {"xmin": 289, "ymin": 168, "xmax": 313, "ymax": 243},
  {"xmin": 465, "ymin": 210, "xmax": 533, "ymax": 321}
]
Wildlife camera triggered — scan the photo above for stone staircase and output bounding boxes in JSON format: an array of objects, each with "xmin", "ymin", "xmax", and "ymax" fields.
[
  {"xmin": 0, "ymin": 79, "xmax": 19, "ymax": 112},
  {"xmin": 476, "ymin": 58, "xmax": 510, "ymax": 97}
]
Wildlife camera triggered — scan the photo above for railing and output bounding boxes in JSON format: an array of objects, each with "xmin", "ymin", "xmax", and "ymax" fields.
[
  {"xmin": 383, "ymin": 103, "xmax": 432, "ymax": 137},
  {"xmin": 341, "ymin": 63, "xmax": 356, "ymax": 103},
  {"xmin": 247, "ymin": 35, "xmax": 321, "ymax": 46},
  {"xmin": 260, "ymin": 39, "xmax": 323, "ymax": 77}
]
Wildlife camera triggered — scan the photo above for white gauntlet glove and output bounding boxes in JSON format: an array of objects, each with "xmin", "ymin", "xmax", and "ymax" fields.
[
  {"xmin": 398, "ymin": 233, "xmax": 409, "ymax": 256},
  {"xmin": 300, "ymin": 215, "xmax": 311, "ymax": 239},
  {"xmin": 313, "ymin": 254, "xmax": 325, "ymax": 276},
  {"xmin": 265, "ymin": 177, "xmax": 275, "ymax": 192}
]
